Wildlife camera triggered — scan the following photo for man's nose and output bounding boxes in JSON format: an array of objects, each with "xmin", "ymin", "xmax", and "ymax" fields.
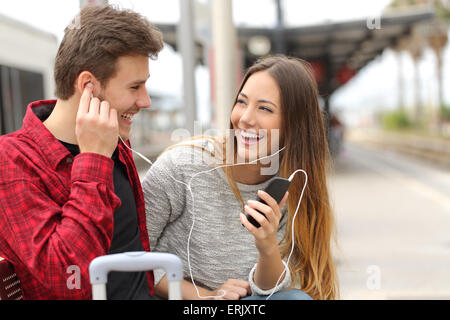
[{"xmin": 137, "ymin": 89, "xmax": 152, "ymax": 109}]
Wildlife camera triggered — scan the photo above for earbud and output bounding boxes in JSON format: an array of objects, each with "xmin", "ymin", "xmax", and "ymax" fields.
[{"xmin": 83, "ymin": 81, "xmax": 94, "ymax": 99}]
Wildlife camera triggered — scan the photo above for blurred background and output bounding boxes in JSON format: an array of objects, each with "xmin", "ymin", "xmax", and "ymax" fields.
[{"xmin": 1, "ymin": 0, "xmax": 449, "ymax": 299}]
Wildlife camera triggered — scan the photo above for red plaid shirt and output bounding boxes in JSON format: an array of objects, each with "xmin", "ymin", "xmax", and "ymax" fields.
[{"xmin": 0, "ymin": 100, "xmax": 154, "ymax": 299}]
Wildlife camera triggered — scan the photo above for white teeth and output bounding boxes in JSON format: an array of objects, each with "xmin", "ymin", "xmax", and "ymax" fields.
[
  {"xmin": 121, "ymin": 113, "xmax": 134, "ymax": 121},
  {"xmin": 240, "ymin": 130, "xmax": 263, "ymax": 139}
]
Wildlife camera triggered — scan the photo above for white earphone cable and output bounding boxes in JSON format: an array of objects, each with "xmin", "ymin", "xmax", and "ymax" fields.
[
  {"xmin": 265, "ymin": 169, "xmax": 307, "ymax": 300},
  {"xmin": 120, "ymin": 136, "xmax": 307, "ymax": 300}
]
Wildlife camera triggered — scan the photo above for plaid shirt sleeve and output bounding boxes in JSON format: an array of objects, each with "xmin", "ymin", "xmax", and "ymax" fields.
[{"xmin": 0, "ymin": 152, "xmax": 121, "ymax": 300}]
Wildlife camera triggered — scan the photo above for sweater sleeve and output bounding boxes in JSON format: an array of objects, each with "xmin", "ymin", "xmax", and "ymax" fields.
[
  {"xmin": 142, "ymin": 151, "xmax": 186, "ymax": 285},
  {"xmin": 248, "ymin": 260, "xmax": 292, "ymax": 296}
]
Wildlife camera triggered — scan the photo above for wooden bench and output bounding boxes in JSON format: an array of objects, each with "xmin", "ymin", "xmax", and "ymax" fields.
[{"xmin": 0, "ymin": 257, "xmax": 23, "ymax": 300}]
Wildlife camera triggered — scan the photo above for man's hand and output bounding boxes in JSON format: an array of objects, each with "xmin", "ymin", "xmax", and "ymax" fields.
[{"xmin": 75, "ymin": 83, "xmax": 119, "ymax": 158}]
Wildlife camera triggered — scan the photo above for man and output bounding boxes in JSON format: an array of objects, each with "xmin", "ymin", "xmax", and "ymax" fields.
[{"xmin": 0, "ymin": 5, "xmax": 163, "ymax": 299}]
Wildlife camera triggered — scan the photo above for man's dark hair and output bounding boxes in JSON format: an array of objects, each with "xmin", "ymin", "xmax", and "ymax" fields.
[{"xmin": 54, "ymin": 5, "xmax": 164, "ymax": 99}]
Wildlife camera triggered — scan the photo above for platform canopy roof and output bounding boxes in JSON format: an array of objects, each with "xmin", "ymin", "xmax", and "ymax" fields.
[{"xmin": 155, "ymin": 7, "xmax": 434, "ymax": 101}]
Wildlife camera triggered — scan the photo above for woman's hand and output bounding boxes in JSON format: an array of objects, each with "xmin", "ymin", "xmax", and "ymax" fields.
[
  {"xmin": 211, "ymin": 279, "xmax": 251, "ymax": 300},
  {"xmin": 240, "ymin": 190, "xmax": 289, "ymax": 255}
]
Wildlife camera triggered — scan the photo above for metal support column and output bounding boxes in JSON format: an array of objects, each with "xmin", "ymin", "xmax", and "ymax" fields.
[
  {"xmin": 274, "ymin": 0, "xmax": 286, "ymax": 54},
  {"xmin": 80, "ymin": 0, "xmax": 108, "ymax": 8},
  {"xmin": 178, "ymin": 0, "xmax": 197, "ymax": 134},
  {"xmin": 211, "ymin": 0, "xmax": 237, "ymax": 135}
]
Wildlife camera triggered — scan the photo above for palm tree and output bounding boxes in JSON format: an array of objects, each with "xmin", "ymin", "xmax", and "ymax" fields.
[{"xmin": 389, "ymin": 0, "xmax": 450, "ymax": 131}]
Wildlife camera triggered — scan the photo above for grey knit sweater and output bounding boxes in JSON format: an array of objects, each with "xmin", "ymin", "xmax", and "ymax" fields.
[{"xmin": 142, "ymin": 139, "xmax": 290, "ymax": 295}]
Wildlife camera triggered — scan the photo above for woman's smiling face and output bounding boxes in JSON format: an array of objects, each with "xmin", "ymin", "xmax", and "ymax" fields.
[{"xmin": 230, "ymin": 71, "xmax": 282, "ymax": 163}]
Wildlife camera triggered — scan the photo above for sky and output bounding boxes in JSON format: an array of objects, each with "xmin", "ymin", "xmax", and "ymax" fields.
[
  {"xmin": 0, "ymin": 0, "xmax": 447, "ymax": 127},
  {"xmin": 0, "ymin": 0, "xmax": 393, "ymax": 39}
]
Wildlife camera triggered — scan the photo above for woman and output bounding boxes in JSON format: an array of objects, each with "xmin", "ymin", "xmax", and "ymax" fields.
[{"xmin": 143, "ymin": 55, "xmax": 339, "ymax": 300}]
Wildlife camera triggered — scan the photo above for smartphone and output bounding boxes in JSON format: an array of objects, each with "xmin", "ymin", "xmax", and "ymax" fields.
[{"xmin": 244, "ymin": 177, "xmax": 291, "ymax": 228}]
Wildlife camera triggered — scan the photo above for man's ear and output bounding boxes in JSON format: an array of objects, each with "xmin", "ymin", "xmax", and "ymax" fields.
[{"xmin": 76, "ymin": 71, "xmax": 98, "ymax": 96}]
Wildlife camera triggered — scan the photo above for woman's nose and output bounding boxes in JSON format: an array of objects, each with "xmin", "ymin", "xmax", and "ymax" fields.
[{"xmin": 239, "ymin": 107, "xmax": 257, "ymax": 127}]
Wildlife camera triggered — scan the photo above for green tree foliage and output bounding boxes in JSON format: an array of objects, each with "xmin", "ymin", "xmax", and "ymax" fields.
[
  {"xmin": 389, "ymin": 0, "xmax": 450, "ymax": 20},
  {"xmin": 382, "ymin": 109, "xmax": 413, "ymax": 130}
]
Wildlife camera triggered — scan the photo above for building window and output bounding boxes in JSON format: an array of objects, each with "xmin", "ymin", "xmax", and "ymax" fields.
[{"xmin": 0, "ymin": 65, "xmax": 44, "ymax": 135}]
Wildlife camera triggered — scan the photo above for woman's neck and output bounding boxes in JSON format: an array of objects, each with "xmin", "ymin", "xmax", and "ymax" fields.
[{"xmin": 230, "ymin": 163, "xmax": 274, "ymax": 185}]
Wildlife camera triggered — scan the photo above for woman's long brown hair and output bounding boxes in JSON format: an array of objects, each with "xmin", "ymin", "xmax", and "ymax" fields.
[
  {"xmin": 160, "ymin": 55, "xmax": 339, "ymax": 299},
  {"xmin": 224, "ymin": 55, "xmax": 339, "ymax": 300}
]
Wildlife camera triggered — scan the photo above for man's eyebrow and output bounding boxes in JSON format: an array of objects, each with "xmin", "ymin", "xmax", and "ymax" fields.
[{"xmin": 239, "ymin": 92, "xmax": 278, "ymax": 108}]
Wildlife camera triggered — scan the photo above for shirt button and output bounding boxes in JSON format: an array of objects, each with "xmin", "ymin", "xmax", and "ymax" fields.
[{"xmin": 66, "ymin": 157, "xmax": 73, "ymax": 164}]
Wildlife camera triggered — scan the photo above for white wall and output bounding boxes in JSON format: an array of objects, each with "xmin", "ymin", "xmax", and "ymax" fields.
[{"xmin": 0, "ymin": 14, "xmax": 58, "ymax": 99}]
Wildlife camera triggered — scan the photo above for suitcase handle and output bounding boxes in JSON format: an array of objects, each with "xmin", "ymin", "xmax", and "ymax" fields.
[{"xmin": 89, "ymin": 251, "xmax": 183, "ymax": 300}]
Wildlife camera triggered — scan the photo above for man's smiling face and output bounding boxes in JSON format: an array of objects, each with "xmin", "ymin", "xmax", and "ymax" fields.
[{"xmin": 97, "ymin": 55, "xmax": 152, "ymax": 140}]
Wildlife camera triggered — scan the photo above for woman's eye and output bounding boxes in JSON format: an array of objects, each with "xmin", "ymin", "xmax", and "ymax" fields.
[
  {"xmin": 131, "ymin": 86, "xmax": 140, "ymax": 90},
  {"xmin": 236, "ymin": 99, "xmax": 246, "ymax": 105},
  {"xmin": 259, "ymin": 106, "xmax": 273, "ymax": 113}
]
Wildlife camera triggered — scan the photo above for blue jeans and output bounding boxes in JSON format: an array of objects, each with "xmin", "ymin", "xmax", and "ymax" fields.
[{"xmin": 241, "ymin": 289, "xmax": 313, "ymax": 300}]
